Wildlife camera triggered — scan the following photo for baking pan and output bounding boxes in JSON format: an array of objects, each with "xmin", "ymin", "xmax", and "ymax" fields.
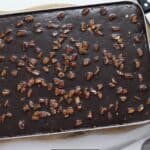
[{"xmin": 0, "ymin": 0, "xmax": 149, "ymax": 140}]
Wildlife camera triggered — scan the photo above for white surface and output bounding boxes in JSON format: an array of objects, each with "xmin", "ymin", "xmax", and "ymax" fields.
[
  {"xmin": 0, "ymin": 124, "xmax": 150, "ymax": 150},
  {"xmin": 0, "ymin": 0, "xmax": 149, "ymax": 150},
  {"xmin": 0, "ymin": 0, "xmax": 116, "ymax": 11},
  {"xmin": 0, "ymin": 0, "xmax": 137, "ymax": 11}
]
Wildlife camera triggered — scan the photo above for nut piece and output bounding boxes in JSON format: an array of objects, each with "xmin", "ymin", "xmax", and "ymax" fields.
[
  {"xmin": 10, "ymin": 70, "xmax": 18, "ymax": 77},
  {"xmin": 17, "ymin": 81, "xmax": 27, "ymax": 93},
  {"xmin": 67, "ymin": 71, "xmax": 76, "ymax": 79},
  {"xmin": 29, "ymin": 58, "xmax": 37, "ymax": 66},
  {"xmin": 137, "ymin": 48, "xmax": 143, "ymax": 57},
  {"xmin": 134, "ymin": 96, "xmax": 141, "ymax": 101},
  {"xmin": 47, "ymin": 21, "xmax": 59, "ymax": 29},
  {"xmin": 16, "ymin": 20, "xmax": 24, "ymax": 27},
  {"xmin": 24, "ymin": 15, "xmax": 34, "ymax": 23},
  {"xmin": 47, "ymin": 83, "xmax": 53, "ymax": 91},
  {"xmin": 42, "ymin": 57, "xmax": 50, "ymax": 65},
  {"xmin": 111, "ymin": 26, "xmax": 120, "ymax": 32},
  {"xmin": 32, "ymin": 70, "xmax": 40, "ymax": 76},
  {"xmin": 97, "ymin": 91, "xmax": 103, "ymax": 100},
  {"xmin": 76, "ymin": 41, "xmax": 88, "ymax": 54},
  {"xmin": 99, "ymin": 107, "xmax": 107, "ymax": 115},
  {"xmin": 27, "ymin": 88, "xmax": 33, "ymax": 98},
  {"xmin": 5, "ymin": 112, "xmax": 12, "ymax": 118},
  {"xmin": 137, "ymin": 104, "xmax": 144, "ymax": 112},
  {"xmin": 85, "ymin": 72, "xmax": 94, "ymax": 80},
  {"xmin": 16, "ymin": 30, "xmax": 27, "ymax": 37},
  {"xmin": 63, "ymin": 107, "xmax": 74, "ymax": 118},
  {"xmin": 127, "ymin": 107, "xmax": 135, "ymax": 114},
  {"xmin": 57, "ymin": 12, "xmax": 65, "ymax": 21},
  {"xmin": 35, "ymin": 27, "xmax": 43, "ymax": 33},
  {"xmin": 0, "ymin": 69, "xmax": 7, "ymax": 77},
  {"xmin": 0, "ymin": 114, "xmax": 5, "ymax": 124},
  {"xmin": 116, "ymin": 87, "xmax": 128, "ymax": 95},
  {"xmin": 87, "ymin": 111, "xmax": 92, "ymax": 119},
  {"xmin": 130, "ymin": 14, "xmax": 138, "ymax": 24},
  {"xmin": 134, "ymin": 59, "xmax": 141, "ymax": 69},
  {"xmin": 22, "ymin": 104, "xmax": 30, "ymax": 112},
  {"xmin": 138, "ymin": 73, "xmax": 144, "ymax": 82},
  {"xmin": 4, "ymin": 36, "xmax": 13, "ymax": 43},
  {"xmin": 4, "ymin": 100, "xmax": 9, "ymax": 108},
  {"xmin": 93, "ymin": 43, "xmax": 100, "ymax": 51},
  {"xmin": 18, "ymin": 120, "xmax": 25, "ymax": 130},
  {"xmin": 43, "ymin": 66, "xmax": 49, "ymax": 72},
  {"xmin": 83, "ymin": 89, "xmax": 90, "ymax": 99},
  {"xmin": 94, "ymin": 66, "xmax": 100, "ymax": 75},
  {"xmin": 100, "ymin": 7, "xmax": 107, "ymax": 16},
  {"xmin": 97, "ymin": 83, "xmax": 103, "ymax": 90},
  {"xmin": 2, "ymin": 89, "xmax": 10, "ymax": 96},
  {"xmin": 108, "ymin": 13, "xmax": 117, "ymax": 21},
  {"xmin": 120, "ymin": 96, "xmax": 127, "ymax": 102},
  {"xmin": 0, "ymin": 39, "xmax": 5, "ymax": 49},
  {"xmin": 27, "ymin": 78, "xmax": 35, "ymax": 87},
  {"xmin": 83, "ymin": 58, "xmax": 91, "ymax": 66},
  {"xmin": 116, "ymin": 70, "xmax": 124, "ymax": 76},
  {"xmin": 139, "ymin": 84, "xmax": 148, "ymax": 91},
  {"xmin": 5, "ymin": 28, "xmax": 12, "ymax": 35},
  {"xmin": 134, "ymin": 34, "xmax": 141, "ymax": 43},
  {"xmin": 82, "ymin": 8, "xmax": 89, "ymax": 16},
  {"xmin": 34, "ymin": 22, "xmax": 41, "ymax": 28},
  {"xmin": 75, "ymin": 96, "xmax": 81, "ymax": 105},
  {"xmin": 53, "ymin": 77, "xmax": 64, "ymax": 88},
  {"xmin": 90, "ymin": 88, "xmax": 97, "ymax": 95},
  {"xmin": 58, "ymin": 72, "xmax": 65, "ymax": 78},
  {"xmin": 80, "ymin": 22, "xmax": 87, "ymax": 32},
  {"xmin": 75, "ymin": 119, "xmax": 83, "ymax": 127},
  {"xmin": 50, "ymin": 99, "xmax": 58, "ymax": 108},
  {"xmin": 124, "ymin": 73, "xmax": 133, "ymax": 79},
  {"xmin": 32, "ymin": 111, "xmax": 51, "ymax": 120},
  {"xmin": 0, "ymin": 55, "xmax": 5, "ymax": 62},
  {"xmin": 55, "ymin": 88, "xmax": 65, "ymax": 96},
  {"xmin": 108, "ymin": 82, "xmax": 116, "ymax": 88}
]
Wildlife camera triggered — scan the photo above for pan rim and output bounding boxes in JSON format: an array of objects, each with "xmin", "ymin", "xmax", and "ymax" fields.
[{"xmin": 0, "ymin": 0, "xmax": 149, "ymax": 141}]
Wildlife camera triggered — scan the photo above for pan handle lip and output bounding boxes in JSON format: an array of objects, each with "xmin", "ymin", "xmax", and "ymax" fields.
[
  {"xmin": 138, "ymin": 0, "xmax": 150, "ymax": 13},
  {"xmin": 142, "ymin": 137, "xmax": 150, "ymax": 150}
]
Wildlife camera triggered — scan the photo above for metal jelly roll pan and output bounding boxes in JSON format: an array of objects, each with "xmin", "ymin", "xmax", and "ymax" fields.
[{"xmin": 0, "ymin": 1, "xmax": 149, "ymax": 140}]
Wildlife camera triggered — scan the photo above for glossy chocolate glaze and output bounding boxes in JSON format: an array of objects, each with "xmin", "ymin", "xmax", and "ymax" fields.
[{"xmin": 0, "ymin": 2, "xmax": 149, "ymax": 138}]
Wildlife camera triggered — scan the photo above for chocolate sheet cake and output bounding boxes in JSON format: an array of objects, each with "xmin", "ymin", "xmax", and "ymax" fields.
[{"xmin": 0, "ymin": 2, "xmax": 149, "ymax": 138}]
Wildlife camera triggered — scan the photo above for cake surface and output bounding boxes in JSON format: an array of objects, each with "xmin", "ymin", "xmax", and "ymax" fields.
[{"xmin": 0, "ymin": 2, "xmax": 149, "ymax": 138}]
